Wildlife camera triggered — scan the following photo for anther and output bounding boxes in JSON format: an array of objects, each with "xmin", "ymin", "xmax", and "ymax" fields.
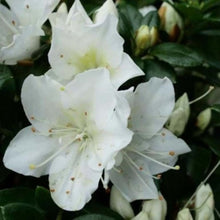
[
  {"xmin": 30, "ymin": 116, "xmax": 35, "ymax": 120},
  {"xmin": 71, "ymin": 177, "xmax": 75, "ymax": 181},
  {"xmin": 50, "ymin": 189, "xmax": 55, "ymax": 192},
  {"xmin": 77, "ymin": 138, "xmax": 82, "ymax": 142},
  {"xmin": 84, "ymin": 112, "xmax": 87, "ymax": 116},
  {"xmin": 139, "ymin": 166, "xmax": 143, "ymax": 170},
  {"xmin": 98, "ymin": 163, "xmax": 102, "ymax": 167},
  {"xmin": 169, "ymin": 151, "xmax": 175, "ymax": 156},
  {"xmin": 29, "ymin": 164, "xmax": 36, "ymax": 169},
  {"xmin": 66, "ymin": 191, "xmax": 70, "ymax": 194},
  {"xmin": 60, "ymin": 54, "xmax": 63, "ymax": 58},
  {"xmin": 12, "ymin": 20, "xmax": 15, "ymax": 25},
  {"xmin": 26, "ymin": 4, "xmax": 29, "ymax": 9},
  {"xmin": 48, "ymin": 129, "xmax": 52, "ymax": 133},
  {"xmin": 105, "ymin": 188, "xmax": 111, "ymax": 193},
  {"xmin": 161, "ymin": 132, "xmax": 166, "ymax": 136},
  {"xmin": 175, "ymin": 165, "xmax": 180, "ymax": 170}
]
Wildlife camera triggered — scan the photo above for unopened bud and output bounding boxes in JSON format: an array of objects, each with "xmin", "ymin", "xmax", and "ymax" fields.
[
  {"xmin": 177, "ymin": 208, "xmax": 193, "ymax": 220},
  {"xmin": 196, "ymin": 108, "xmax": 211, "ymax": 131},
  {"xmin": 135, "ymin": 25, "xmax": 158, "ymax": 55},
  {"xmin": 158, "ymin": 2, "xmax": 183, "ymax": 41},
  {"xmin": 166, "ymin": 93, "xmax": 190, "ymax": 136},
  {"xmin": 57, "ymin": 3, "xmax": 68, "ymax": 14},
  {"xmin": 132, "ymin": 193, "xmax": 167, "ymax": 220},
  {"xmin": 195, "ymin": 184, "xmax": 215, "ymax": 220},
  {"xmin": 94, "ymin": 0, "xmax": 118, "ymax": 23},
  {"xmin": 110, "ymin": 186, "xmax": 135, "ymax": 219},
  {"xmin": 139, "ymin": 6, "xmax": 157, "ymax": 17}
]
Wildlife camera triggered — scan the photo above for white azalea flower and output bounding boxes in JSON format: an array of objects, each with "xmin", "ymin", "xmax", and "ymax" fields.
[
  {"xmin": 48, "ymin": 0, "xmax": 144, "ymax": 88},
  {"xmin": 93, "ymin": 0, "xmax": 118, "ymax": 24},
  {"xmin": 108, "ymin": 77, "xmax": 191, "ymax": 202},
  {"xmin": 0, "ymin": 0, "xmax": 59, "ymax": 65},
  {"xmin": 3, "ymin": 68, "xmax": 133, "ymax": 211}
]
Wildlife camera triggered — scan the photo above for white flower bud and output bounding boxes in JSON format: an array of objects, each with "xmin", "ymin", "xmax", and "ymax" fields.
[
  {"xmin": 158, "ymin": 2, "xmax": 183, "ymax": 41},
  {"xmin": 195, "ymin": 184, "xmax": 215, "ymax": 220},
  {"xmin": 166, "ymin": 93, "xmax": 190, "ymax": 136},
  {"xmin": 132, "ymin": 211, "xmax": 149, "ymax": 220},
  {"xmin": 135, "ymin": 25, "xmax": 158, "ymax": 55},
  {"xmin": 57, "ymin": 3, "xmax": 68, "ymax": 14},
  {"xmin": 177, "ymin": 208, "xmax": 193, "ymax": 220},
  {"xmin": 132, "ymin": 193, "xmax": 167, "ymax": 220},
  {"xmin": 196, "ymin": 108, "xmax": 211, "ymax": 131},
  {"xmin": 139, "ymin": 6, "xmax": 157, "ymax": 17},
  {"xmin": 110, "ymin": 186, "xmax": 135, "ymax": 219},
  {"xmin": 94, "ymin": 0, "xmax": 118, "ymax": 23}
]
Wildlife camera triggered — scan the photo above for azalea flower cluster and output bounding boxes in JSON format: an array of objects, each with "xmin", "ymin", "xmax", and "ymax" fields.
[{"xmin": 2, "ymin": 0, "xmax": 190, "ymax": 211}]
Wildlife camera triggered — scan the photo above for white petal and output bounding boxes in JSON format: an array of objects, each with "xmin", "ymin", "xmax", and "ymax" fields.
[
  {"xmin": 62, "ymin": 68, "xmax": 117, "ymax": 129},
  {"xmin": 146, "ymin": 128, "xmax": 191, "ymax": 175},
  {"xmin": 130, "ymin": 77, "xmax": 175, "ymax": 139},
  {"xmin": 112, "ymin": 53, "xmax": 144, "ymax": 89},
  {"xmin": 0, "ymin": 4, "xmax": 18, "ymax": 48},
  {"xmin": 66, "ymin": 0, "xmax": 92, "ymax": 25},
  {"xmin": 139, "ymin": 6, "xmax": 157, "ymax": 17},
  {"xmin": 6, "ymin": 0, "xmax": 60, "ymax": 26},
  {"xmin": 57, "ymin": 3, "xmax": 68, "ymax": 14},
  {"xmin": 87, "ymin": 111, "xmax": 133, "ymax": 170},
  {"xmin": 94, "ymin": 0, "xmax": 118, "ymax": 24},
  {"xmin": 21, "ymin": 73, "xmax": 69, "ymax": 132},
  {"xmin": 48, "ymin": 15, "xmax": 125, "ymax": 88},
  {"xmin": 0, "ymin": 26, "xmax": 41, "ymax": 65},
  {"xmin": 49, "ymin": 147, "xmax": 101, "ymax": 211},
  {"xmin": 109, "ymin": 153, "xmax": 158, "ymax": 202},
  {"xmin": 3, "ymin": 126, "xmax": 60, "ymax": 177}
]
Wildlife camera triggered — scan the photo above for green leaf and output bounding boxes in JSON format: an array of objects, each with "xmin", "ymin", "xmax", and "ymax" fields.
[
  {"xmin": 74, "ymin": 214, "xmax": 115, "ymax": 220},
  {"xmin": 202, "ymin": 136, "xmax": 220, "ymax": 157},
  {"xmin": 0, "ymin": 65, "xmax": 13, "ymax": 89},
  {"xmin": 186, "ymin": 145, "xmax": 212, "ymax": 183},
  {"xmin": 118, "ymin": 4, "xmax": 142, "ymax": 34},
  {"xmin": 150, "ymin": 43, "xmax": 203, "ymax": 67},
  {"xmin": 0, "ymin": 203, "xmax": 45, "ymax": 220},
  {"xmin": 0, "ymin": 188, "xmax": 36, "ymax": 206},
  {"xmin": 211, "ymin": 104, "xmax": 220, "ymax": 113},
  {"xmin": 35, "ymin": 186, "xmax": 58, "ymax": 219},
  {"xmin": 144, "ymin": 59, "xmax": 176, "ymax": 83},
  {"xmin": 210, "ymin": 104, "xmax": 220, "ymax": 126},
  {"xmin": 142, "ymin": 11, "xmax": 160, "ymax": 28}
]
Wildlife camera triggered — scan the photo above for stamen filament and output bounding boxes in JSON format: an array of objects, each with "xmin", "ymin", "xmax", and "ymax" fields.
[
  {"xmin": 128, "ymin": 149, "xmax": 180, "ymax": 171},
  {"xmin": 124, "ymin": 152, "xmax": 159, "ymax": 180},
  {"xmin": 189, "ymin": 86, "xmax": 214, "ymax": 105}
]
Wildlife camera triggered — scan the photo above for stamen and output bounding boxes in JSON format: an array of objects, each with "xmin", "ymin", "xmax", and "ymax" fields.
[
  {"xmin": 113, "ymin": 167, "xmax": 123, "ymax": 173},
  {"xmin": 124, "ymin": 152, "xmax": 159, "ymax": 180},
  {"xmin": 189, "ymin": 86, "xmax": 214, "ymax": 105},
  {"xmin": 129, "ymin": 149, "xmax": 180, "ymax": 171},
  {"xmin": 169, "ymin": 151, "xmax": 175, "ymax": 156}
]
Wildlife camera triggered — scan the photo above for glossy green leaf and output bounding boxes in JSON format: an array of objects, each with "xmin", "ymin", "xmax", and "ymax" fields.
[
  {"xmin": 202, "ymin": 136, "xmax": 220, "ymax": 157},
  {"xmin": 144, "ymin": 59, "xmax": 176, "ymax": 83},
  {"xmin": 74, "ymin": 214, "xmax": 115, "ymax": 220},
  {"xmin": 0, "ymin": 203, "xmax": 45, "ymax": 220},
  {"xmin": 142, "ymin": 11, "xmax": 160, "ymax": 28},
  {"xmin": 150, "ymin": 43, "xmax": 204, "ymax": 67}
]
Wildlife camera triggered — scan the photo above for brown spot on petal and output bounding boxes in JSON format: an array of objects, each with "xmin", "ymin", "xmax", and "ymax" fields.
[
  {"xmin": 12, "ymin": 20, "xmax": 15, "ymax": 25},
  {"xmin": 30, "ymin": 116, "xmax": 35, "ymax": 120},
  {"xmin": 159, "ymin": 195, "xmax": 164, "ymax": 200},
  {"xmin": 139, "ymin": 167, "xmax": 143, "ymax": 171},
  {"xmin": 26, "ymin": 4, "xmax": 29, "ymax": 9},
  {"xmin": 169, "ymin": 151, "xmax": 175, "ymax": 156},
  {"xmin": 50, "ymin": 189, "xmax": 55, "ymax": 193},
  {"xmin": 84, "ymin": 112, "xmax": 88, "ymax": 116},
  {"xmin": 31, "ymin": 127, "xmax": 36, "ymax": 132},
  {"xmin": 71, "ymin": 177, "xmax": 75, "ymax": 181},
  {"xmin": 161, "ymin": 132, "xmax": 166, "ymax": 136},
  {"xmin": 157, "ymin": 174, "xmax": 162, "ymax": 179},
  {"xmin": 60, "ymin": 54, "xmax": 63, "ymax": 58},
  {"xmin": 98, "ymin": 163, "xmax": 102, "ymax": 167},
  {"xmin": 66, "ymin": 191, "xmax": 70, "ymax": 194}
]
